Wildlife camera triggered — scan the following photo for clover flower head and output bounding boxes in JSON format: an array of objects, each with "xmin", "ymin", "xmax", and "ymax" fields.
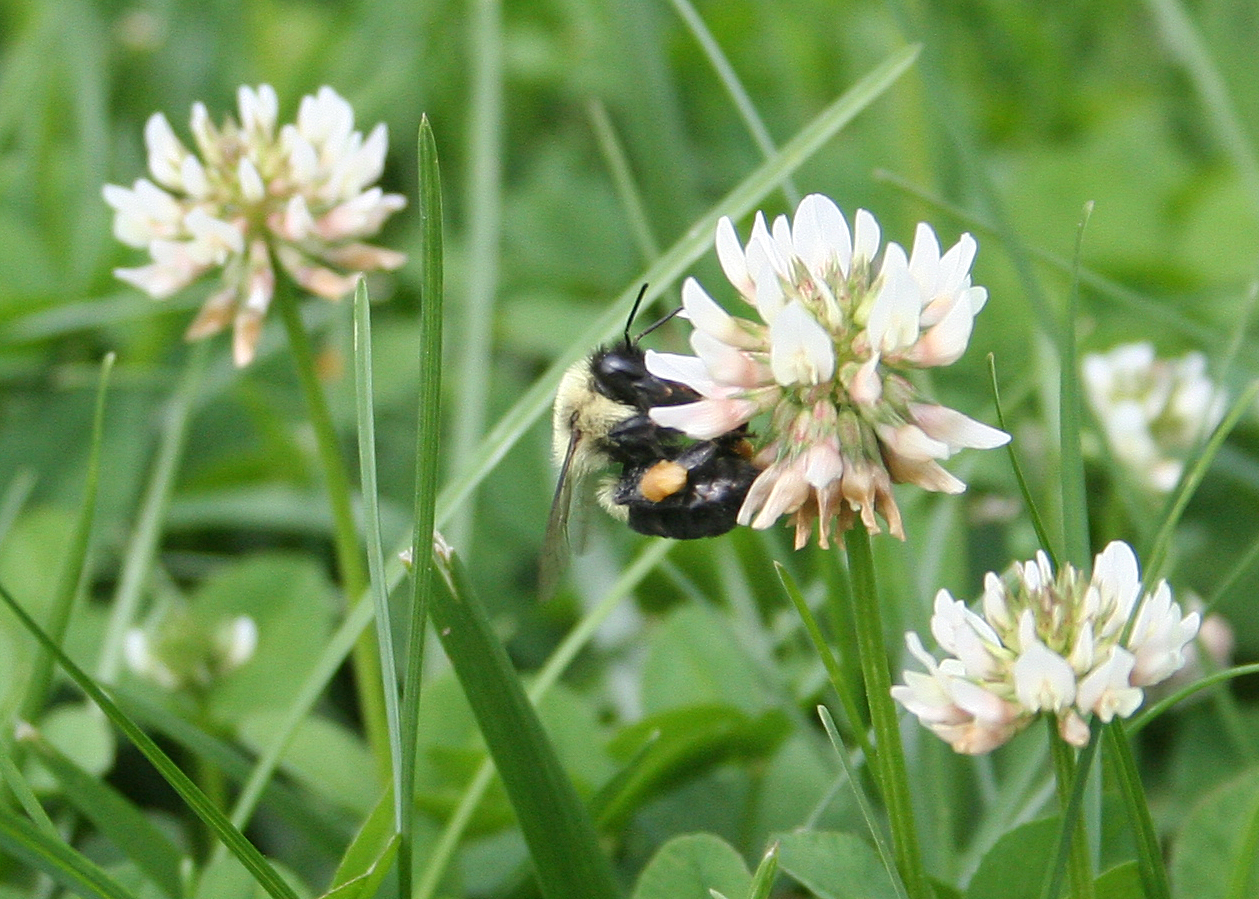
[
  {"xmin": 103, "ymin": 84, "xmax": 407, "ymax": 365},
  {"xmin": 645, "ymin": 194, "xmax": 1008, "ymax": 547},
  {"xmin": 124, "ymin": 609, "xmax": 258, "ymax": 691},
  {"xmin": 892, "ymin": 541, "xmax": 1200, "ymax": 754},
  {"xmin": 1082, "ymin": 343, "xmax": 1225, "ymax": 494}
]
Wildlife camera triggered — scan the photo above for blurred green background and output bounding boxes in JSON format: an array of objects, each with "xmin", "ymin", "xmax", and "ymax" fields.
[{"xmin": 2, "ymin": 0, "xmax": 1259, "ymax": 895}]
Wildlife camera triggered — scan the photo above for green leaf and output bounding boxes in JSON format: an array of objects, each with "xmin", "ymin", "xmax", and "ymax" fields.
[
  {"xmin": 1094, "ymin": 861, "xmax": 1144, "ymax": 899},
  {"xmin": 966, "ymin": 818, "xmax": 1059, "ymax": 899},
  {"xmin": 775, "ymin": 830, "xmax": 900, "ymax": 899},
  {"xmin": 428, "ymin": 546, "xmax": 620, "ymax": 899},
  {"xmin": 600, "ymin": 704, "xmax": 790, "ymax": 830},
  {"xmin": 0, "ymin": 806, "xmax": 138, "ymax": 899},
  {"xmin": 237, "ymin": 712, "xmax": 378, "ymax": 816},
  {"xmin": 318, "ymin": 789, "xmax": 399, "ymax": 899},
  {"xmin": 327, "ymin": 788, "xmax": 397, "ymax": 894},
  {"xmin": 630, "ymin": 833, "xmax": 751, "ymax": 899},
  {"xmin": 22, "ymin": 701, "xmax": 114, "ymax": 792},
  {"xmin": 747, "ymin": 841, "xmax": 780, "ymax": 899},
  {"xmin": 1169, "ymin": 767, "xmax": 1259, "ymax": 899},
  {"xmin": 641, "ymin": 604, "xmax": 773, "ymax": 714},
  {"xmin": 20, "ymin": 723, "xmax": 183, "ymax": 899},
  {"xmin": 190, "ymin": 554, "xmax": 337, "ymax": 724}
]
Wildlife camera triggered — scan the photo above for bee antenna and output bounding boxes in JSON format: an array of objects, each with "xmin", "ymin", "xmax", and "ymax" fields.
[
  {"xmin": 623, "ymin": 283, "xmax": 650, "ymax": 345},
  {"xmin": 635, "ymin": 305, "xmax": 684, "ymax": 342}
]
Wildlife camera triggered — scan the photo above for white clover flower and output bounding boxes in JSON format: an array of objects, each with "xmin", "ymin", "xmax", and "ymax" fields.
[
  {"xmin": 646, "ymin": 194, "xmax": 1008, "ymax": 548},
  {"xmin": 124, "ymin": 610, "xmax": 258, "ymax": 691},
  {"xmin": 1082, "ymin": 343, "xmax": 1225, "ymax": 494},
  {"xmin": 103, "ymin": 84, "xmax": 407, "ymax": 366},
  {"xmin": 892, "ymin": 541, "xmax": 1200, "ymax": 754}
]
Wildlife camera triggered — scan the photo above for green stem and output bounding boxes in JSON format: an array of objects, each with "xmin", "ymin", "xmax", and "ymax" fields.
[
  {"xmin": 845, "ymin": 524, "xmax": 928, "ymax": 899},
  {"xmin": 1103, "ymin": 723, "xmax": 1171, "ymax": 899},
  {"xmin": 272, "ymin": 281, "xmax": 389, "ymax": 776},
  {"xmin": 1048, "ymin": 719, "xmax": 1094, "ymax": 899}
]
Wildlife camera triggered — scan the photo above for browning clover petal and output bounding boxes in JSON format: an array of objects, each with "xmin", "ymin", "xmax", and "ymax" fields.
[
  {"xmin": 104, "ymin": 84, "xmax": 406, "ymax": 365},
  {"xmin": 646, "ymin": 194, "xmax": 1007, "ymax": 547}
]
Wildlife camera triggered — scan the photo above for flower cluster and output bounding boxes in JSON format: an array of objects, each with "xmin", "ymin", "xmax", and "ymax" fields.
[
  {"xmin": 103, "ymin": 84, "xmax": 406, "ymax": 365},
  {"xmin": 124, "ymin": 610, "xmax": 258, "ymax": 692},
  {"xmin": 892, "ymin": 541, "xmax": 1200, "ymax": 753},
  {"xmin": 646, "ymin": 194, "xmax": 1009, "ymax": 548},
  {"xmin": 1082, "ymin": 343, "xmax": 1224, "ymax": 494}
]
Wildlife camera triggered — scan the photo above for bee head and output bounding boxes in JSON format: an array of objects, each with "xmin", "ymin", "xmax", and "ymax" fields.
[{"xmin": 591, "ymin": 284, "xmax": 694, "ymax": 409}]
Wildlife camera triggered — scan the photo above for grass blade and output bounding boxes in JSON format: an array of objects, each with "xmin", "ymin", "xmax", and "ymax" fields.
[
  {"xmin": 413, "ymin": 539, "xmax": 671, "ymax": 899},
  {"xmin": 20, "ymin": 723, "xmax": 184, "ymax": 899},
  {"xmin": 1058, "ymin": 203, "xmax": 1093, "ymax": 569},
  {"xmin": 1103, "ymin": 723, "xmax": 1171, "ymax": 899},
  {"xmin": 24, "ymin": 352, "xmax": 113, "ymax": 716},
  {"xmin": 774, "ymin": 562, "xmax": 872, "ymax": 761},
  {"xmin": 1143, "ymin": 381, "xmax": 1259, "ymax": 584},
  {"xmin": 987, "ymin": 354, "xmax": 1058, "ymax": 567},
  {"xmin": 96, "ymin": 341, "xmax": 207, "ymax": 682},
  {"xmin": 446, "ymin": 0, "xmax": 502, "ymax": 551},
  {"xmin": 816, "ymin": 706, "xmax": 909, "ymax": 899},
  {"xmin": 0, "ymin": 806, "xmax": 138, "ymax": 899},
  {"xmin": 352, "ymin": 277, "xmax": 404, "ymax": 835},
  {"xmin": 0, "ymin": 580, "xmax": 299, "ymax": 899},
  {"xmin": 428, "ymin": 541, "xmax": 621, "ymax": 899},
  {"xmin": 586, "ymin": 99, "xmax": 661, "ymax": 261},
  {"xmin": 665, "ymin": 0, "xmax": 798, "ymax": 207},
  {"xmin": 399, "ymin": 113, "xmax": 446, "ymax": 899}
]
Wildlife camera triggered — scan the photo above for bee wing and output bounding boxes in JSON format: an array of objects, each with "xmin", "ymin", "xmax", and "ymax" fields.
[{"xmin": 539, "ymin": 424, "xmax": 583, "ymax": 598}]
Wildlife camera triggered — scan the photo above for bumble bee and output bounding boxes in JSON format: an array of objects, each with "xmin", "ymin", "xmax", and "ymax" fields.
[{"xmin": 542, "ymin": 286, "xmax": 760, "ymax": 590}]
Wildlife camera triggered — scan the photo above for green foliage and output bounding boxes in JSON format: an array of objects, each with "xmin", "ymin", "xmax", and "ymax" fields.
[{"xmin": 2, "ymin": 1, "xmax": 1259, "ymax": 898}]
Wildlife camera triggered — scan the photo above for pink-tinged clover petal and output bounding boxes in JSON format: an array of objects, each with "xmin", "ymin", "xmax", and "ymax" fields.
[
  {"xmin": 746, "ymin": 464, "xmax": 810, "ymax": 529},
  {"xmin": 691, "ymin": 331, "xmax": 769, "ymax": 388},
  {"xmin": 908, "ymin": 403, "xmax": 1010, "ymax": 451},
  {"xmin": 902, "ymin": 292, "xmax": 976, "ymax": 367},
  {"xmin": 770, "ymin": 301, "xmax": 834, "ymax": 386},
  {"xmin": 650, "ymin": 398, "xmax": 758, "ymax": 440},
  {"xmin": 848, "ymin": 355, "xmax": 883, "ymax": 407},
  {"xmin": 321, "ymin": 242, "xmax": 407, "ymax": 272},
  {"xmin": 801, "ymin": 443, "xmax": 843, "ymax": 488},
  {"xmin": 1058, "ymin": 710, "xmax": 1091, "ymax": 747},
  {"xmin": 876, "ymin": 422, "xmax": 951, "ymax": 461}
]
